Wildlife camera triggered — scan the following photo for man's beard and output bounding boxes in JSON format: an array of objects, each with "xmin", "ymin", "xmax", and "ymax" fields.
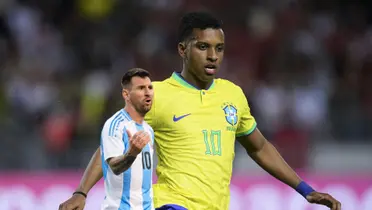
[{"xmin": 134, "ymin": 104, "xmax": 150, "ymax": 116}]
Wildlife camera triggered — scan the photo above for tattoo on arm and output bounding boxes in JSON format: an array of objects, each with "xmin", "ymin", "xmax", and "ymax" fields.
[{"xmin": 109, "ymin": 152, "xmax": 137, "ymax": 175}]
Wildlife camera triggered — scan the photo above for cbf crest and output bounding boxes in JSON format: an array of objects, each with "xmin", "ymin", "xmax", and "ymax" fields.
[{"xmin": 222, "ymin": 102, "xmax": 238, "ymax": 131}]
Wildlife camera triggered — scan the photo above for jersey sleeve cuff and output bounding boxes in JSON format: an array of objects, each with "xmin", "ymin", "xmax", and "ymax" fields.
[{"xmin": 236, "ymin": 122, "xmax": 257, "ymax": 137}]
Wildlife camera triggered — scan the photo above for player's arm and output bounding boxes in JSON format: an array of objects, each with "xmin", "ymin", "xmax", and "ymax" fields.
[
  {"xmin": 107, "ymin": 130, "xmax": 150, "ymax": 175},
  {"xmin": 76, "ymin": 147, "xmax": 103, "ymax": 194},
  {"xmin": 234, "ymin": 86, "xmax": 301, "ymax": 189},
  {"xmin": 59, "ymin": 148, "xmax": 103, "ymax": 210},
  {"xmin": 236, "ymin": 87, "xmax": 341, "ymax": 210},
  {"xmin": 237, "ymin": 129, "xmax": 341, "ymax": 209},
  {"xmin": 237, "ymin": 128, "xmax": 301, "ymax": 188},
  {"xmin": 107, "ymin": 152, "xmax": 137, "ymax": 175}
]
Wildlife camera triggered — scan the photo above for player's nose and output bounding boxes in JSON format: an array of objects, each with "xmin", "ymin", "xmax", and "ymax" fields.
[
  {"xmin": 207, "ymin": 49, "xmax": 218, "ymax": 62},
  {"xmin": 144, "ymin": 87, "xmax": 152, "ymax": 96}
]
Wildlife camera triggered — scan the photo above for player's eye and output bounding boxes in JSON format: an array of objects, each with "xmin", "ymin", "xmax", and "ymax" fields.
[
  {"xmin": 216, "ymin": 46, "xmax": 224, "ymax": 52},
  {"xmin": 198, "ymin": 44, "xmax": 208, "ymax": 50},
  {"xmin": 216, "ymin": 44, "xmax": 224, "ymax": 52}
]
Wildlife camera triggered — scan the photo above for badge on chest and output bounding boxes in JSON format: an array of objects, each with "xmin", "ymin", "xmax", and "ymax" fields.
[{"xmin": 221, "ymin": 102, "xmax": 238, "ymax": 132}]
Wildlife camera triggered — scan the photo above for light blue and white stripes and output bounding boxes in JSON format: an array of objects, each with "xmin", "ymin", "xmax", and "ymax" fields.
[{"xmin": 100, "ymin": 109, "xmax": 154, "ymax": 210}]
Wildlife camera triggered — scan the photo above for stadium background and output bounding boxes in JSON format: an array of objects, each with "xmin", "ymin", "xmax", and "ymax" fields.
[{"xmin": 0, "ymin": 0, "xmax": 372, "ymax": 209}]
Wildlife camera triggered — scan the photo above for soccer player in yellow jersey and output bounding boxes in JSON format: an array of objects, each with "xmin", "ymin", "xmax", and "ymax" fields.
[{"xmin": 59, "ymin": 12, "xmax": 341, "ymax": 210}]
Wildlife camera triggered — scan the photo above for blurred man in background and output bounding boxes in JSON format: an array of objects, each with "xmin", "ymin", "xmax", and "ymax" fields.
[{"xmin": 59, "ymin": 12, "xmax": 341, "ymax": 210}]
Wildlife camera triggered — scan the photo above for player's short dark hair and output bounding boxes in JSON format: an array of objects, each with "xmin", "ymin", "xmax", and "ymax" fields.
[
  {"xmin": 178, "ymin": 12, "xmax": 222, "ymax": 43},
  {"xmin": 121, "ymin": 68, "xmax": 150, "ymax": 88}
]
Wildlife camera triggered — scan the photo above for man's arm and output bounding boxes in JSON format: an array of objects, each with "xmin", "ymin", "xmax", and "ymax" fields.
[
  {"xmin": 238, "ymin": 128, "xmax": 341, "ymax": 209},
  {"xmin": 108, "ymin": 130, "xmax": 150, "ymax": 175},
  {"xmin": 59, "ymin": 147, "xmax": 103, "ymax": 210},
  {"xmin": 108, "ymin": 152, "xmax": 138, "ymax": 175},
  {"xmin": 76, "ymin": 147, "xmax": 103, "ymax": 194},
  {"xmin": 237, "ymin": 128, "xmax": 301, "ymax": 188}
]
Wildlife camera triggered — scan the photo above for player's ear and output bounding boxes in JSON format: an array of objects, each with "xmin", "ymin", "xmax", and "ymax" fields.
[
  {"xmin": 178, "ymin": 42, "xmax": 187, "ymax": 58},
  {"xmin": 122, "ymin": 88, "xmax": 129, "ymax": 100}
]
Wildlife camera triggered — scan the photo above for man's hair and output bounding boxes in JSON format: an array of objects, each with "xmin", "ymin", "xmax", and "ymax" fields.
[
  {"xmin": 178, "ymin": 12, "xmax": 222, "ymax": 43},
  {"xmin": 121, "ymin": 68, "xmax": 150, "ymax": 88}
]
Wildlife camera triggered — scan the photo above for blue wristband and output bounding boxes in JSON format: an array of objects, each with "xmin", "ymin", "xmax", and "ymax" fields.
[{"xmin": 295, "ymin": 181, "xmax": 315, "ymax": 198}]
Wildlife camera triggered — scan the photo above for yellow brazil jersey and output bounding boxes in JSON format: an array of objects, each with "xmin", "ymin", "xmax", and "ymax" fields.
[{"xmin": 145, "ymin": 72, "xmax": 257, "ymax": 210}]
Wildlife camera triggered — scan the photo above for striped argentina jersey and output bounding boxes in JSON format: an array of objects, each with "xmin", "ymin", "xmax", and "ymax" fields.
[{"xmin": 100, "ymin": 109, "xmax": 154, "ymax": 210}]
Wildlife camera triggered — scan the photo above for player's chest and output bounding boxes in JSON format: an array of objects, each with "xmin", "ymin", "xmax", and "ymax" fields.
[{"xmin": 156, "ymin": 94, "xmax": 240, "ymax": 132}]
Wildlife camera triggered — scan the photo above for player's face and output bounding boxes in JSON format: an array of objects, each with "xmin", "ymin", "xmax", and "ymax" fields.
[
  {"xmin": 182, "ymin": 28, "xmax": 225, "ymax": 82},
  {"xmin": 124, "ymin": 76, "xmax": 154, "ymax": 115}
]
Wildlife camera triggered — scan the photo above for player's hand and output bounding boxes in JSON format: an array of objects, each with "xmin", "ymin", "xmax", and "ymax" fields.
[
  {"xmin": 306, "ymin": 191, "xmax": 341, "ymax": 210},
  {"xmin": 58, "ymin": 193, "xmax": 86, "ymax": 210},
  {"xmin": 127, "ymin": 130, "xmax": 150, "ymax": 156}
]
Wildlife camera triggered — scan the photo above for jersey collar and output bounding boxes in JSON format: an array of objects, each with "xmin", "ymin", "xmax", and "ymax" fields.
[
  {"xmin": 171, "ymin": 72, "xmax": 215, "ymax": 90},
  {"xmin": 121, "ymin": 109, "xmax": 144, "ymax": 127},
  {"xmin": 121, "ymin": 109, "xmax": 132, "ymax": 120}
]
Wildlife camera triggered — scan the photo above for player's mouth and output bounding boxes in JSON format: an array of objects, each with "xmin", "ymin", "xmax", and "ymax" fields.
[
  {"xmin": 144, "ymin": 99, "xmax": 152, "ymax": 105},
  {"xmin": 204, "ymin": 64, "xmax": 217, "ymax": 75}
]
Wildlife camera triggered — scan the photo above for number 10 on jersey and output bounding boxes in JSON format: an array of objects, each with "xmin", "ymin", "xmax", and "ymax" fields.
[{"xmin": 202, "ymin": 130, "xmax": 222, "ymax": 156}]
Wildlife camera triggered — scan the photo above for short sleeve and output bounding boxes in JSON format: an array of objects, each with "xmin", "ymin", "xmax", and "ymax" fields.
[
  {"xmin": 236, "ymin": 87, "xmax": 257, "ymax": 137},
  {"xmin": 101, "ymin": 121, "xmax": 128, "ymax": 161}
]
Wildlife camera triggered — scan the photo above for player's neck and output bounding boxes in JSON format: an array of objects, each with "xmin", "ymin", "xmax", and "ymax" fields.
[
  {"xmin": 124, "ymin": 106, "xmax": 144, "ymax": 125},
  {"xmin": 180, "ymin": 69, "xmax": 213, "ymax": 90}
]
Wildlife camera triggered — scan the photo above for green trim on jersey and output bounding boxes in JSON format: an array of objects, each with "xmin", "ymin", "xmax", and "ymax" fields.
[
  {"xmin": 171, "ymin": 72, "xmax": 215, "ymax": 90},
  {"xmin": 236, "ymin": 122, "xmax": 257, "ymax": 137}
]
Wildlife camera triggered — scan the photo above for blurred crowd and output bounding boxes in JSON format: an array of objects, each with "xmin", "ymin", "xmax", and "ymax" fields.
[{"xmin": 0, "ymin": 0, "xmax": 371, "ymax": 170}]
